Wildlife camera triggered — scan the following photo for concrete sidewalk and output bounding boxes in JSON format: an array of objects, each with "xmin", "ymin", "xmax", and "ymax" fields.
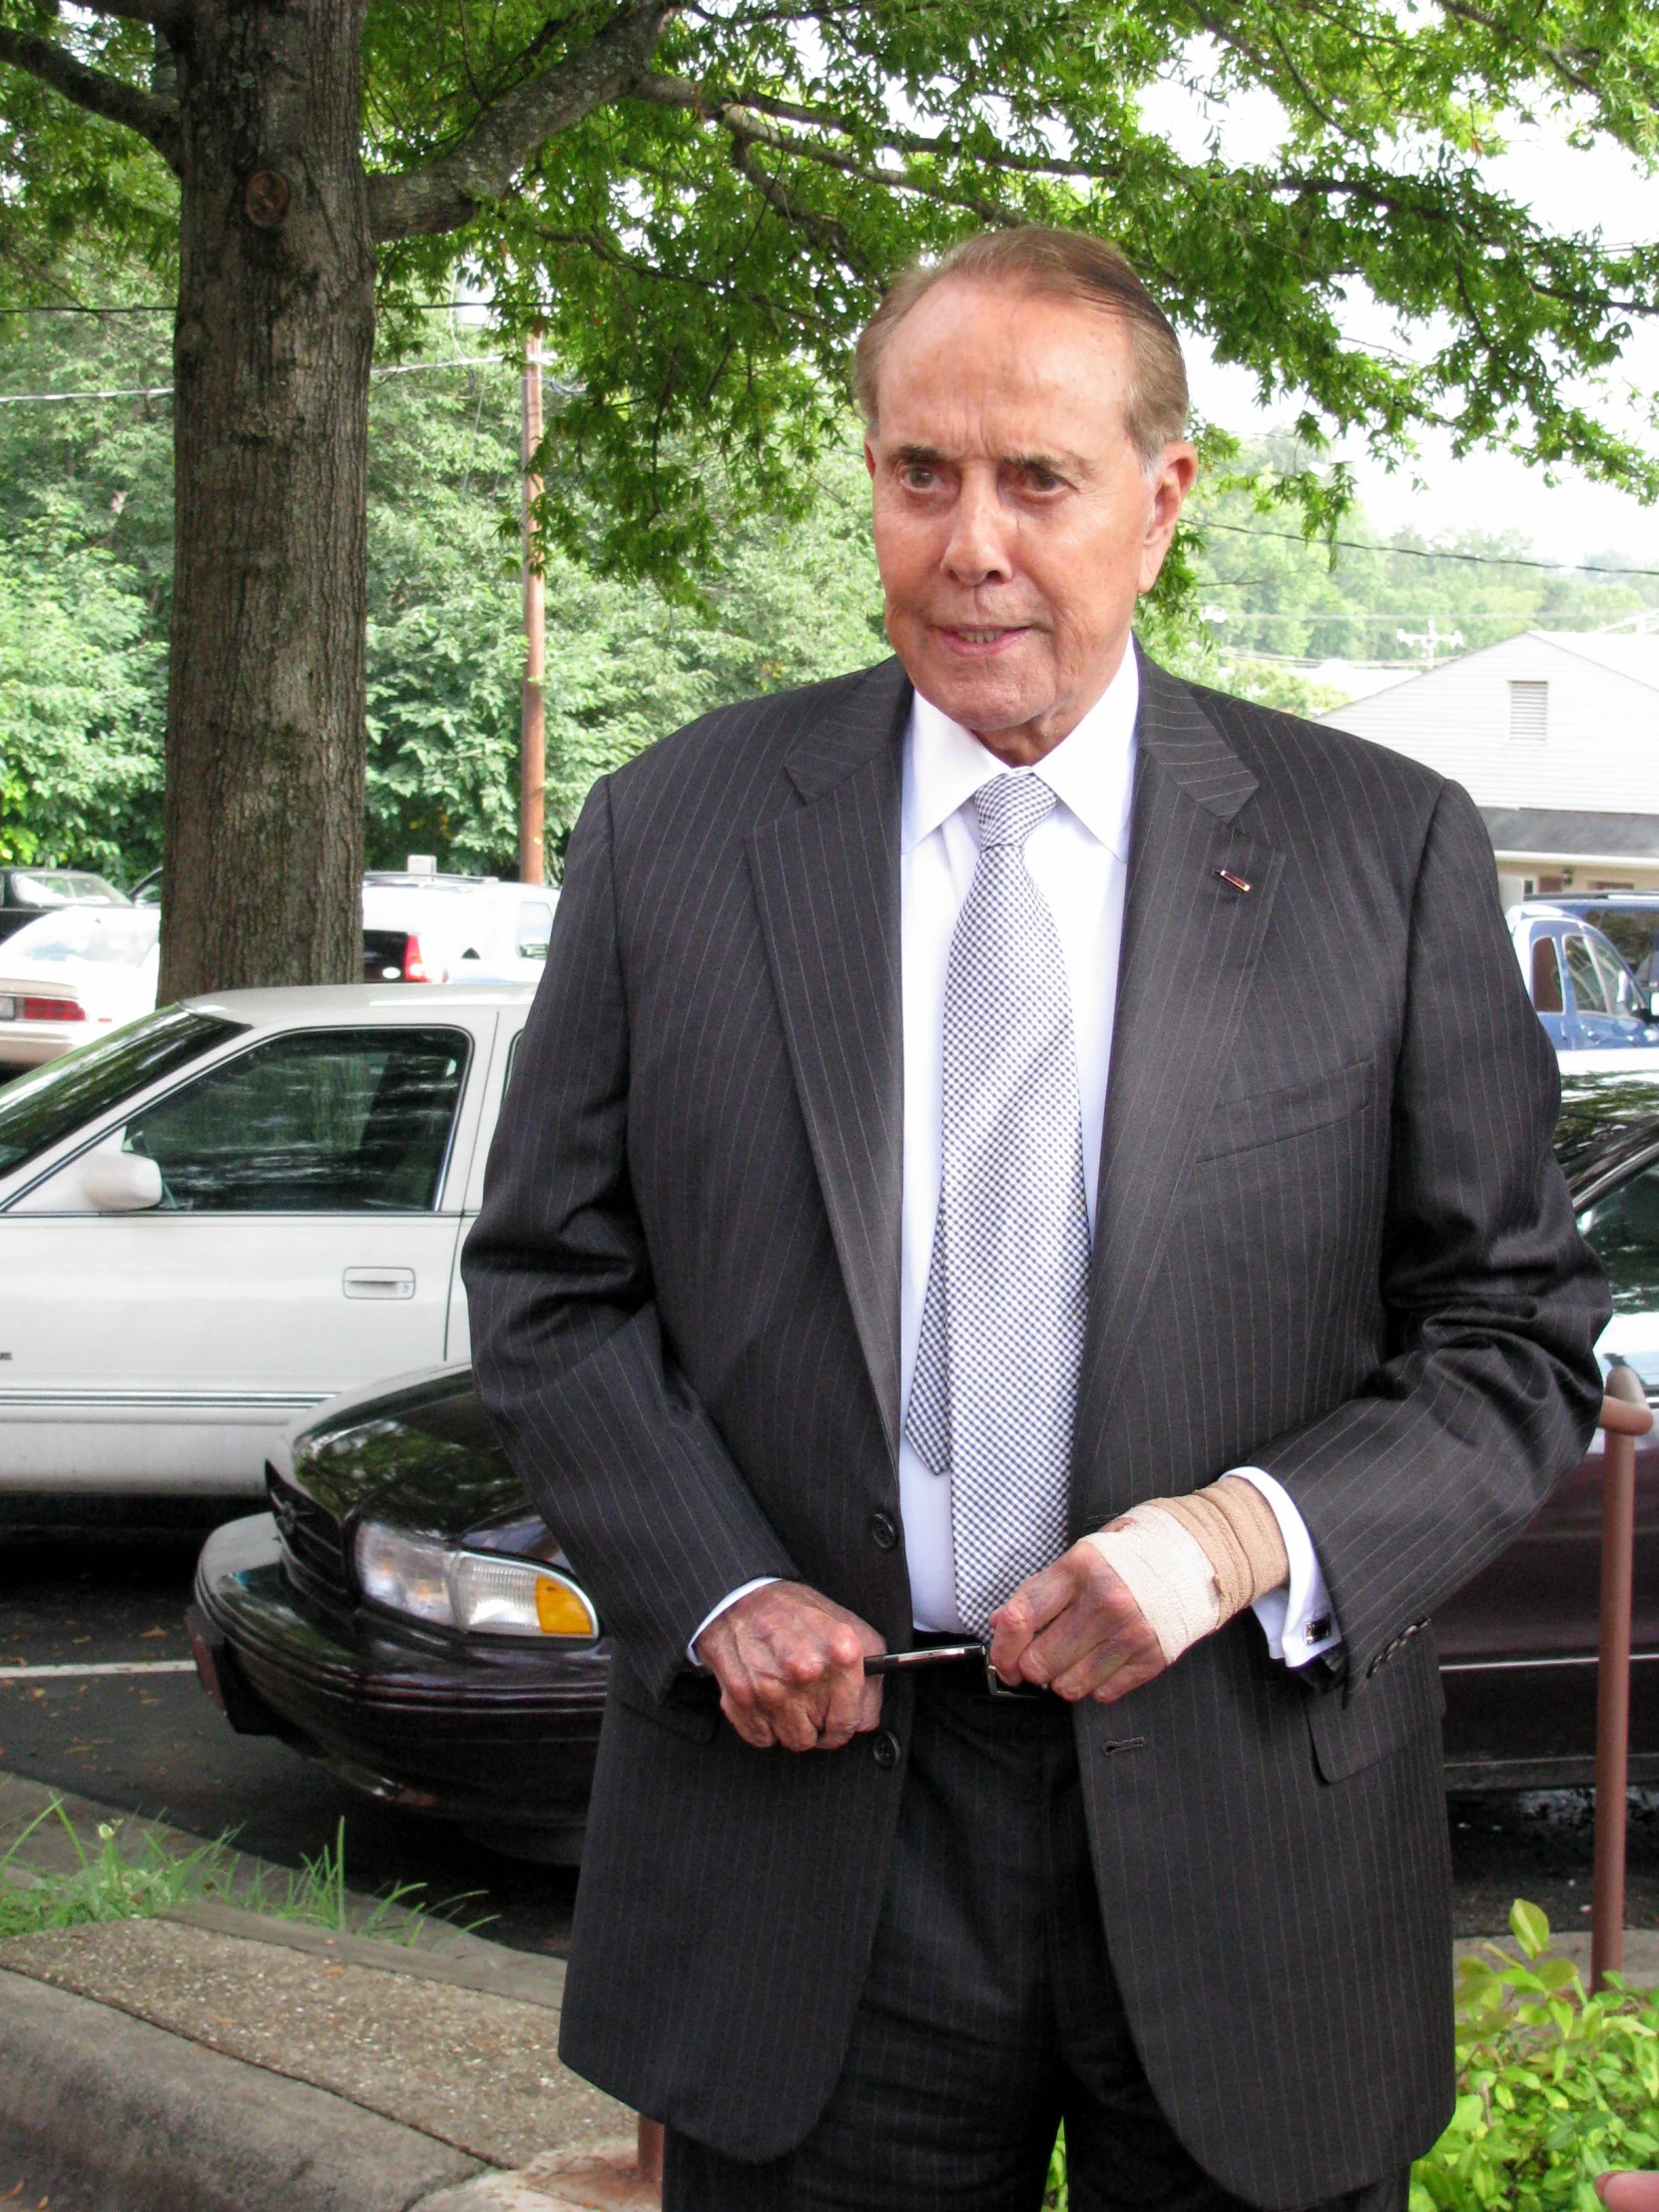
[
  {"xmin": 8, "ymin": 1770, "xmax": 1659, "ymax": 2211},
  {"xmin": 0, "ymin": 1773, "xmax": 656, "ymax": 2212}
]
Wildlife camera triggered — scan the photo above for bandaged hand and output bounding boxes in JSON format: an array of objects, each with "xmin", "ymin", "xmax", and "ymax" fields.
[
  {"xmin": 1083, "ymin": 1477, "xmax": 1290, "ymax": 1667},
  {"xmin": 987, "ymin": 1479, "xmax": 1293, "ymax": 1704}
]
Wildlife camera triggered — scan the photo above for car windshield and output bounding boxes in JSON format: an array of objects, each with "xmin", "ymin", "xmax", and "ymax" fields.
[
  {"xmin": 1588, "ymin": 909, "xmax": 1659, "ymax": 984},
  {"xmin": 7, "ymin": 870, "xmax": 129, "ymax": 910},
  {"xmin": 1, "ymin": 909, "xmax": 159, "ymax": 966},
  {"xmin": 0, "ymin": 1007, "xmax": 247, "ymax": 1179}
]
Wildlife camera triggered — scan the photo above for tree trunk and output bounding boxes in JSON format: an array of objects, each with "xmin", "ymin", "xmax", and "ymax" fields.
[{"xmin": 159, "ymin": 0, "xmax": 373, "ymax": 999}]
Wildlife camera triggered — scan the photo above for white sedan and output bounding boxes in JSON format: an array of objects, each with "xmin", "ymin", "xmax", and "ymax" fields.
[
  {"xmin": 0, "ymin": 906, "xmax": 161, "ymax": 1070},
  {"xmin": 0, "ymin": 983, "xmax": 533, "ymax": 1493}
]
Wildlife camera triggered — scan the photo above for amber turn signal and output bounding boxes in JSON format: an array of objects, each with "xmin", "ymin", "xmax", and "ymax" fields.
[{"xmin": 535, "ymin": 1574, "xmax": 600, "ymax": 1637}]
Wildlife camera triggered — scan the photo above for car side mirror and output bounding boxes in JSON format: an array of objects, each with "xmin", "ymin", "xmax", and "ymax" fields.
[{"xmin": 82, "ymin": 1150, "xmax": 163, "ymax": 1213}]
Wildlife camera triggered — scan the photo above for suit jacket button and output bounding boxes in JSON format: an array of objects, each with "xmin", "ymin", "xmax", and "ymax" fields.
[
  {"xmin": 871, "ymin": 1729, "xmax": 901, "ymax": 1770},
  {"xmin": 867, "ymin": 1509, "xmax": 898, "ymax": 1551}
]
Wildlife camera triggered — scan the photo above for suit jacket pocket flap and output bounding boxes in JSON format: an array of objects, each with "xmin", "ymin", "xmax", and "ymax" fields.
[
  {"xmin": 1198, "ymin": 1056, "xmax": 1376, "ymax": 1165},
  {"xmin": 1307, "ymin": 1634, "xmax": 1443, "ymax": 1784}
]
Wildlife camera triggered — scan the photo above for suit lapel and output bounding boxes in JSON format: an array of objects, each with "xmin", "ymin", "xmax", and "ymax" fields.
[
  {"xmin": 747, "ymin": 662, "xmax": 910, "ymax": 1464},
  {"xmin": 1075, "ymin": 654, "xmax": 1284, "ymax": 1520}
]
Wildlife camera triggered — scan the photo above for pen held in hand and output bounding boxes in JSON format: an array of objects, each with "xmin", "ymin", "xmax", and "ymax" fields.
[{"xmin": 862, "ymin": 1643, "xmax": 985, "ymax": 1675}]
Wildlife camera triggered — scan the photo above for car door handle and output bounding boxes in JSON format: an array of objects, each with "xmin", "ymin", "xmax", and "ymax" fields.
[{"xmin": 342, "ymin": 1267, "xmax": 415, "ymax": 1301}]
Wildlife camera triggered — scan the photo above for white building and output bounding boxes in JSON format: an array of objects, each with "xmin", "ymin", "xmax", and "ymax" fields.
[{"xmin": 1319, "ymin": 628, "xmax": 1659, "ymax": 897}]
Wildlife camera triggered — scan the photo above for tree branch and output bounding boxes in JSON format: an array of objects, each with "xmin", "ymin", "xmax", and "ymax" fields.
[
  {"xmin": 0, "ymin": 22, "xmax": 180, "ymax": 169},
  {"xmin": 83, "ymin": 0, "xmax": 189, "ymax": 35},
  {"xmin": 725, "ymin": 132, "xmax": 872, "ymax": 275},
  {"xmin": 633, "ymin": 71, "xmax": 1122, "ymax": 188},
  {"xmin": 367, "ymin": 0, "xmax": 675, "ymax": 242},
  {"xmin": 1432, "ymin": 0, "xmax": 1604, "ymax": 104}
]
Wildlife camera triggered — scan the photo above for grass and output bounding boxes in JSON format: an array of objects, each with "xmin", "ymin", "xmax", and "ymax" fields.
[
  {"xmin": 1044, "ymin": 2127, "xmax": 1067, "ymax": 2209},
  {"xmin": 0, "ymin": 1801, "xmax": 487, "ymax": 1944},
  {"xmin": 0, "ymin": 1799, "xmax": 226, "ymax": 1936}
]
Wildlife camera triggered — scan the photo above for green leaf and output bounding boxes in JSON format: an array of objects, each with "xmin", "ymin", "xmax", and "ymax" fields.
[{"xmin": 1511, "ymin": 1900, "xmax": 1551, "ymax": 1959}]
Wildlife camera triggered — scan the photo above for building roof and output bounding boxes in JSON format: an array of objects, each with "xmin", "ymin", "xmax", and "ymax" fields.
[
  {"xmin": 1482, "ymin": 808, "xmax": 1659, "ymax": 861},
  {"xmin": 1531, "ymin": 633, "xmax": 1659, "ymax": 692}
]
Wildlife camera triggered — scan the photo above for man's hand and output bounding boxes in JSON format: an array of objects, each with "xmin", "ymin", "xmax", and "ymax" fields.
[
  {"xmin": 1598, "ymin": 2176, "xmax": 1659, "ymax": 2211},
  {"xmin": 988, "ymin": 1540, "xmax": 1166, "ymax": 1704},
  {"xmin": 694, "ymin": 1581, "xmax": 886, "ymax": 1751}
]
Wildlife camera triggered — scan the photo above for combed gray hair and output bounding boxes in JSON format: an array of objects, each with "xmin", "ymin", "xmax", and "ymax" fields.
[{"xmin": 854, "ymin": 227, "xmax": 1189, "ymax": 469}]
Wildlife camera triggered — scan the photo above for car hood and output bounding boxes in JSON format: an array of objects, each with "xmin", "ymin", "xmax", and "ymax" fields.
[
  {"xmin": 1558, "ymin": 1068, "xmax": 1659, "ymax": 1194},
  {"xmin": 287, "ymin": 1366, "xmax": 557, "ymax": 1559}
]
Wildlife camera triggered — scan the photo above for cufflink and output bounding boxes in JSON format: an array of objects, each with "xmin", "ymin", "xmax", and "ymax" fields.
[{"xmin": 1305, "ymin": 1615, "xmax": 1333, "ymax": 1644}]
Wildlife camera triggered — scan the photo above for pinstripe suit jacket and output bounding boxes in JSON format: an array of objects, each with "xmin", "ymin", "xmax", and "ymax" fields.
[{"xmin": 463, "ymin": 646, "xmax": 1608, "ymax": 2206}]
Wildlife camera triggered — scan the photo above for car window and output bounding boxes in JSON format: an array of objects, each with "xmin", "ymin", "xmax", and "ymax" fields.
[
  {"xmin": 1531, "ymin": 936, "xmax": 1564, "ymax": 1014},
  {"xmin": 1579, "ymin": 1162, "xmax": 1659, "ymax": 1315},
  {"xmin": 1590, "ymin": 911, "xmax": 1659, "ymax": 982},
  {"xmin": 1564, "ymin": 932, "xmax": 1614, "ymax": 1016},
  {"xmin": 0, "ymin": 1009, "xmax": 246, "ymax": 1181},
  {"xmin": 7, "ymin": 870, "xmax": 125, "ymax": 909},
  {"xmin": 1592, "ymin": 939, "xmax": 1642, "ymax": 1020},
  {"xmin": 63, "ymin": 874, "xmax": 127, "ymax": 904},
  {"xmin": 124, "ymin": 1026, "xmax": 470, "ymax": 1212},
  {"xmin": 516, "ymin": 901, "xmax": 554, "ymax": 960}
]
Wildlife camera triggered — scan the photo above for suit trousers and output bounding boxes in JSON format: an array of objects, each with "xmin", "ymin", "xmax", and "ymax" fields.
[{"xmin": 663, "ymin": 1671, "xmax": 1410, "ymax": 2212}]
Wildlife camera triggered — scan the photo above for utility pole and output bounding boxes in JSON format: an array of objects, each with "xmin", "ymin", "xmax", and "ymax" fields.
[{"xmin": 519, "ymin": 327, "xmax": 546, "ymax": 886}]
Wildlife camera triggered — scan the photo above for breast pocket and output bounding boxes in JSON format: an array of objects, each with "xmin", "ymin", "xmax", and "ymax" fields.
[{"xmin": 1195, "ymin": 1057, "xmax": 1378, "ymax": 1166}]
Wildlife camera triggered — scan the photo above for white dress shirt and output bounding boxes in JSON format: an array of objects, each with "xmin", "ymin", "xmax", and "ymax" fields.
[{"xmin": 695, "ymin": 646, "xmax": 1340, "ymax": 1669}]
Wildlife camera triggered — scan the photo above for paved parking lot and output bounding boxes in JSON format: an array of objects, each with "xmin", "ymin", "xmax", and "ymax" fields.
[
  {"xmin": 0, "ymin": 1501, "xmax": 578, "ymax": 1955},
  {"xmin": 5, "ymin": 1499, "xmax": 1659, "ymax": 1947}
]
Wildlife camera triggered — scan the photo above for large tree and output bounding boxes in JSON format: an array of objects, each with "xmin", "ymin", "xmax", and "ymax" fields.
[{"xmin": 1, "ymin": 1, "xmax": 1657, "ymax": 993}]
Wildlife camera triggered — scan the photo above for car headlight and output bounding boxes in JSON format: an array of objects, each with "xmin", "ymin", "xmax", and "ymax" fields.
[{"xmin": 353, "ymin": 1523, "xmax": 599, "ymax": 1639}]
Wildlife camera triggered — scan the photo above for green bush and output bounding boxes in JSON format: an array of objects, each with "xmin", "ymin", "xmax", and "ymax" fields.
[
  {"xmin": 1044, "ymin": 1903, "xmax": 1659, "ymax": 2212},
  {"xmin": 1411, "ymin": 1900, "xmax": 1659, "ymax": 2211}
]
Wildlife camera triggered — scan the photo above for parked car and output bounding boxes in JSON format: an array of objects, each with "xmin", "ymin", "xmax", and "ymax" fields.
[
  {"xmin": 191, "ymin": 1369, "xmax": 605, "ymax": 1862},
  {"xmin": 1510, "ymin": 902, "xmax": 1659, "ymax": 1050},
  {"xmin": 1535, "ymin": 894, "xmax": 1659, "ymax": 995},
  {"xmin": 0, "ymin": 906, "xmax": 160, "ymax": 1070},
  {"xmin": 123, "ymin": 863, "xmax": 557, "ymax": 986},
  {"xmin": 361, "ymin": 870, "xmax": 557, "ymax": 987},
  {"xmin": 0, "ymin": 984, "xmax": 532, "ymax": 1494},
  {"xmin": 0, "ymin": 867, "xmax": 130, "ymax": 946},
  {"xmin": 188, "ymin": 1064, "xmax": 1659, "ymax": 1856}
]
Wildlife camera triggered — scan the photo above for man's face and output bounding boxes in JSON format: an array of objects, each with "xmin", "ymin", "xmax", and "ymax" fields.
[{"xmin": 864, "ymin": 280, "xmax": 1197, "ymax": 764}]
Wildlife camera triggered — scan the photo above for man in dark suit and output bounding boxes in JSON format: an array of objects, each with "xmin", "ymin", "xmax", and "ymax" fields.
[{"xmin": 463, "ymin": 228, "xmax": 1609, "ymax": 2212}]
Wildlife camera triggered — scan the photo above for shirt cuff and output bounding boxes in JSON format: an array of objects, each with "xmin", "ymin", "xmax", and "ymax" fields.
[
  {"xmin": 688, "ymin": 1578, "xmax": 782, "ymax": 1666},
  {"xmin": 1230, "ymin": 1467, "xmax": 1341, "ymax": 1669}
]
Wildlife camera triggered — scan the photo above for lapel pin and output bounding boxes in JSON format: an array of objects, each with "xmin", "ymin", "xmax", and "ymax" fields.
[{"xmin": 1214, "ymin": 867, "xmax": 1253, "ymax": 894}]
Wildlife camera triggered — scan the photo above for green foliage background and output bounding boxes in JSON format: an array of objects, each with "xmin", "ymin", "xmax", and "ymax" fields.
[
  {"xmin": 1046, "ymin": 1903, "xmax": 1659, "ymax": 2212},
  {"xmin": 1, "ymin": 303, "xmax": 1656, "ymax": 887}
]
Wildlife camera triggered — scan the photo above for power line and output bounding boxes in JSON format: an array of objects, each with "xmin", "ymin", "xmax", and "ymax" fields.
[
  {"xmin": 1196, "ymin": 516, "xmax": 1659, "ymax": 580},
  {"xmin": 1200, "ymin": 609, "xmax": 1567, "ymax": 623},
  {"xmin": 0, "ymin": 357, "xmax": 513, "ymax": 406},
  {"xmin": 0, "ymin": 299, "xmax": 498, "ymax": 315},
  {"xmin": 0, "ymin": 302, "xmax": 173, "ymax": 315}
]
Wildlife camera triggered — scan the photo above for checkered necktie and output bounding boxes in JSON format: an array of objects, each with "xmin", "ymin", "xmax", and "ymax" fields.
[{"xmin": 904, "ymin": 772, "xmax": 1092, "ymax": 1632}]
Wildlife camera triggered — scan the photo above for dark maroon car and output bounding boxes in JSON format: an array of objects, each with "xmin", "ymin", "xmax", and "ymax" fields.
[
  {"xmin": 1439, "ymin": 1066, "xmax": 1659, "ymax": 1787},
  {"xmin": 189, "ymin": 1065, "xmax": 1659, "ymax": 1852}
]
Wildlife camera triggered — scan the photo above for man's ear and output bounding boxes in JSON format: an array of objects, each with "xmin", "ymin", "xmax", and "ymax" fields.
[
  {"xmin": 863, "ymin": 435, "xmax": 878, "ymax": 481},
  {"xmin": 1138, "ymin": 440, "xmax": 1198, "ymax": 593}
]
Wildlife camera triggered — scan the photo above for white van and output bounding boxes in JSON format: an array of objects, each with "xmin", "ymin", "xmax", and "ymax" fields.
[{"xmin": 361, "ymin": 865, "xmax": 557, "ymax": 987}]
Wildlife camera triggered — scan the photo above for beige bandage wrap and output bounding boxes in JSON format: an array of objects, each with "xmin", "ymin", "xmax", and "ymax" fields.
[{"xmin": 1082, "ymin": 1476, "xmax": 1292, "ymax": 1667}]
